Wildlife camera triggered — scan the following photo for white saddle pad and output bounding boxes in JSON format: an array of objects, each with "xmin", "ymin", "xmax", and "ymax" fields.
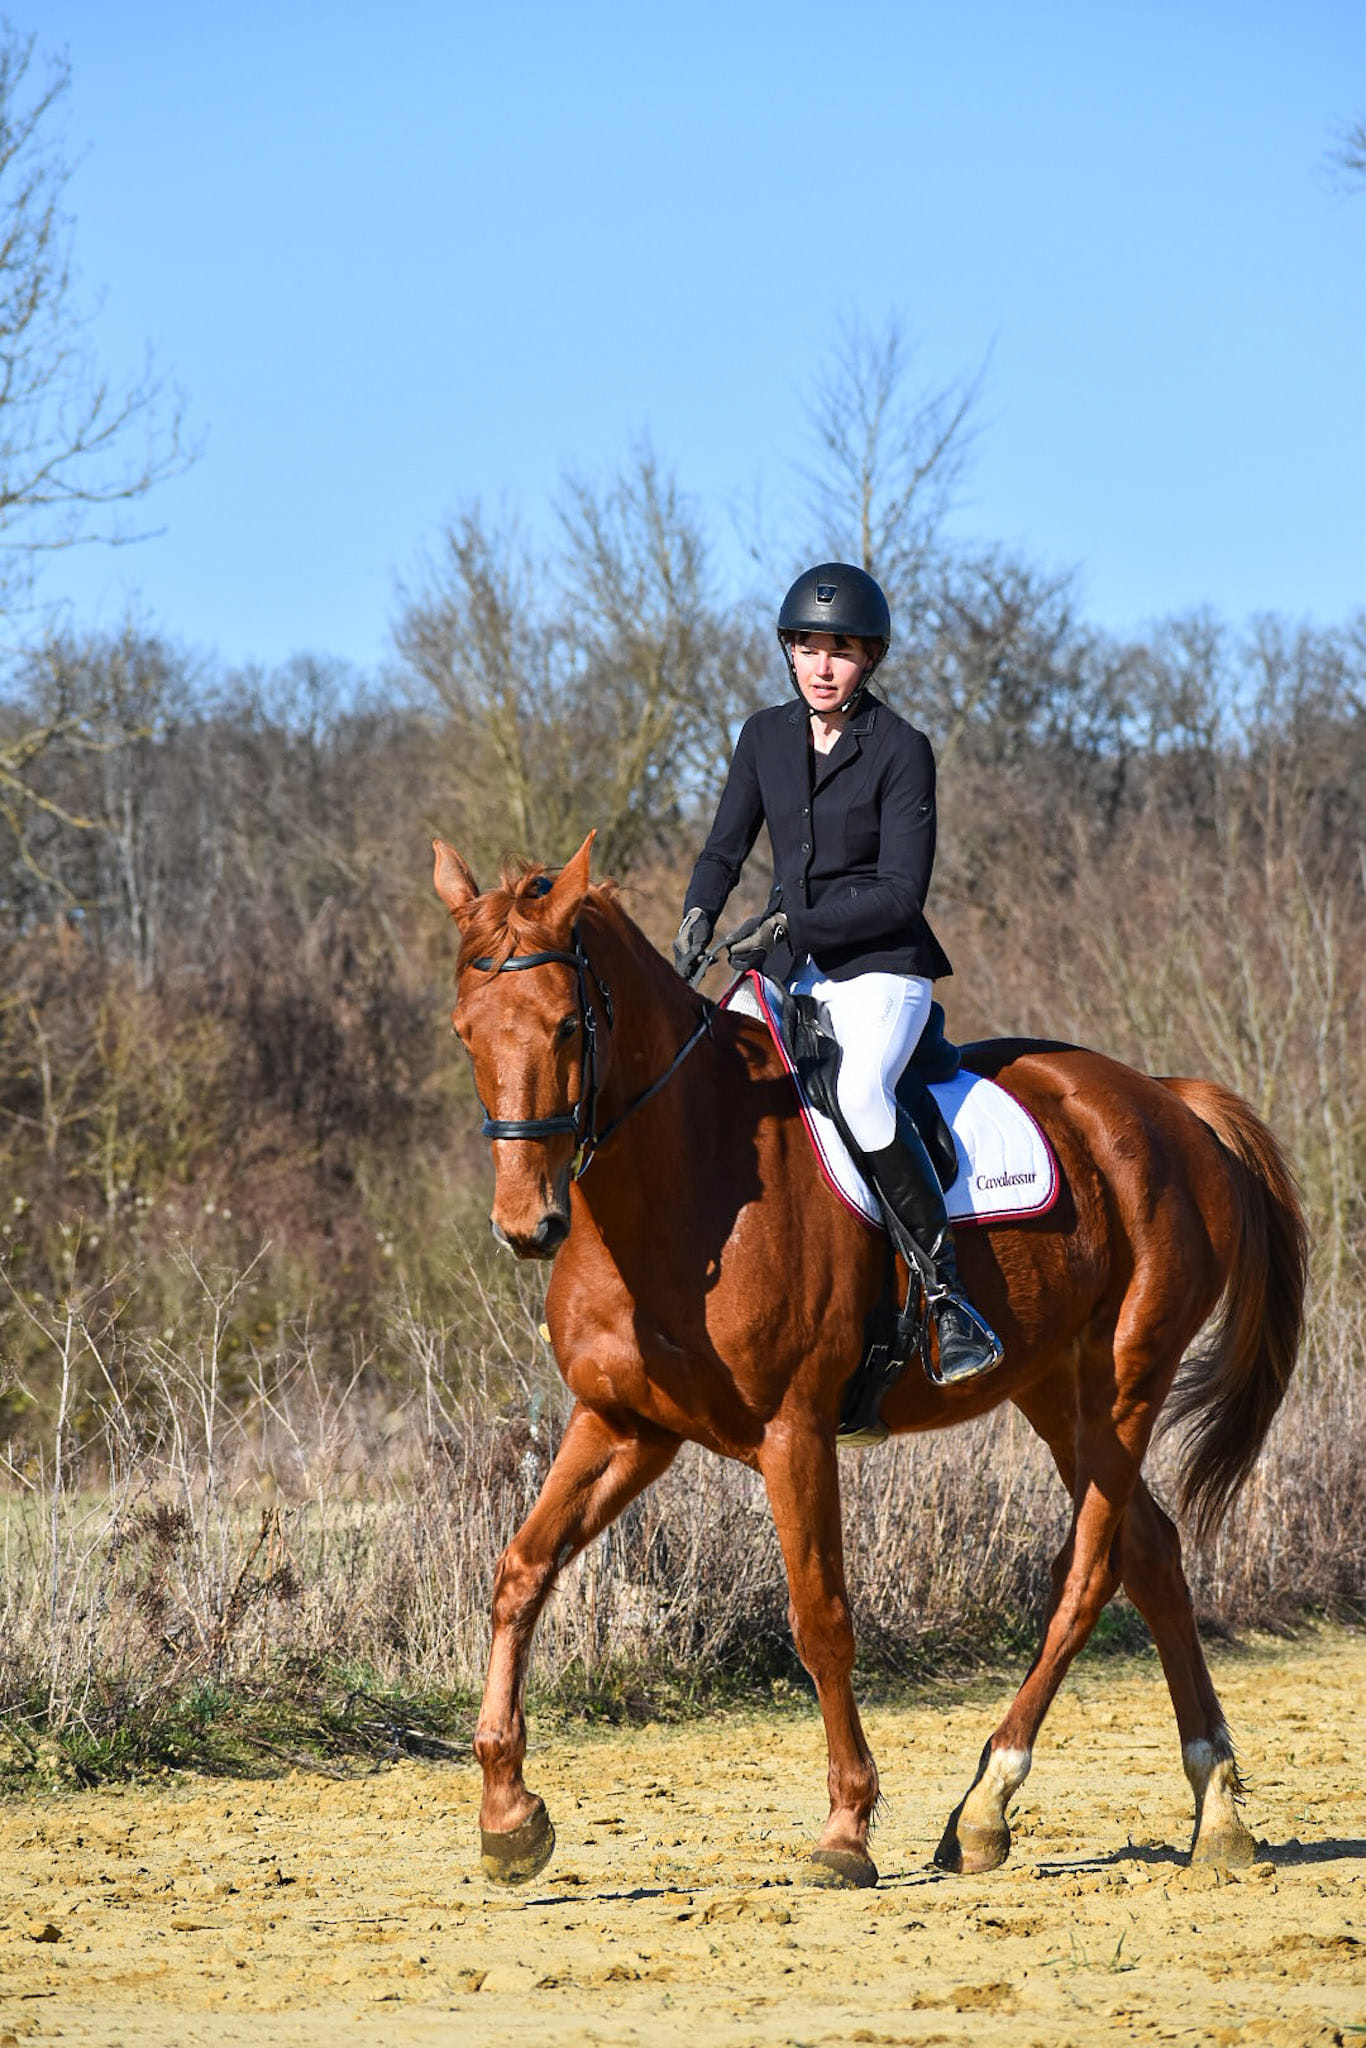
[{"xmin": 727, "ymin": 973, "xmax": 1058, "ymax": 1231}]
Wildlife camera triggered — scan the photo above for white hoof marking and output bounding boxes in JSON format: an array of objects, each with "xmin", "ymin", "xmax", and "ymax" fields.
[
  {"xmin": 1182, "ymin": 1725, "xmax": 1233, "ymax": 1797},
  {"xmin": 982, "ymin": 1746, "xmax": 1033, "ymax": 1800},
  {"xmin": 961, "ymin": 1745, "xmax": 1033, "ymax": 1831}
]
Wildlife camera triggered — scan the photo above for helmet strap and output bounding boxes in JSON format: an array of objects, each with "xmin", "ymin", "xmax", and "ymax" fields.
[{"xmin": 779, "ymin": 635, "xmax": 886, "ymax": 718}]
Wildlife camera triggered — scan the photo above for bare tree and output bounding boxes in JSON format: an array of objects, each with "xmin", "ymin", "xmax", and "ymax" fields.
[
  {"xmin": 556, "ymin": 444, "xmax": 763, "ymax": 868},
  {"xmin": 1328, "ymin": 116, "xmax": 1366, "ymax": 192},
  {"xmin": 0, "ymin": 26, "xmax": 192, "ymax": 891},
  {"xmin": 393, "ymin": 507, "xmax": 571, "ymax": 872},
  {"xmin": 800, "ymin": 317, "xmax": 983, "ymax": 630},
  {"xmin": 0, "ymin": 27, "xmax": 189, "ymax": 623},
  {"xmin": 396, "ymin": 449, "xmax": 765, "ymax": 875},
  {"xmin": 395, "ymin": 508, "xmax": 548, "ymax": 855}
]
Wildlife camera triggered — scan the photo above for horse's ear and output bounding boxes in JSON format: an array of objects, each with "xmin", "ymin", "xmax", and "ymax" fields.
[
  {"xmin": 542, "ymin": 830, "xmax": 596, "ymax": 935},
  {"xmin": 433, "ymin": 840, "xmax": 480, "ymax": 921}
]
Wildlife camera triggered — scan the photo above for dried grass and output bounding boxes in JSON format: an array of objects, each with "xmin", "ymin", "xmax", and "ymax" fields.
[{"xmin": 1, "ymin": 1254, "xmax": 1360, "ymax": 1763}]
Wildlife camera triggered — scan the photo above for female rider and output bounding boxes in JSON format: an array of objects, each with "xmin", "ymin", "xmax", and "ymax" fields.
[{"xmin": 672, "ymin": 563, "xmax": 1002, "ymax": 1417}]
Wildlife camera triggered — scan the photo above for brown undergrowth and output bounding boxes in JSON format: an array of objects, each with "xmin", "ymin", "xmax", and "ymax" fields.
[{"xmin": 0, "ymin": 1253, "xmax": 1361, "ymax": 1786}]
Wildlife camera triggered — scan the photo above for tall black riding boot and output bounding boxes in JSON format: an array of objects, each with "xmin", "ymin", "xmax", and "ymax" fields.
[{"xmin": 864, "ymin": 1119, "xmax": 1005, "ymax": 1387}]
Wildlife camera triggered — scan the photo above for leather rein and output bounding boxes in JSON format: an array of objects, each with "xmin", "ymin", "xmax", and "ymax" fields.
[{"xmin": 468, "ymin": 926, "xmax": 714, "ymax": 1180}]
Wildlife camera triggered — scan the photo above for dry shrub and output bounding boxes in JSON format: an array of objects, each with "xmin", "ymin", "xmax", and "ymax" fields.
[
  {"xmin": 941, "ymin": 785, "xmax": 1366, "ymax": 1288},
  {"xmin": 2, "ymin": 1251, "xmax": 1360, "ymax": 1756}
]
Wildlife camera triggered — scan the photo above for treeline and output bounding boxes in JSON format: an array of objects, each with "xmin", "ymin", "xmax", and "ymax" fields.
[{"xmin": 0, "ymin": 476, "xmax": 1362, "ymax": 1426}]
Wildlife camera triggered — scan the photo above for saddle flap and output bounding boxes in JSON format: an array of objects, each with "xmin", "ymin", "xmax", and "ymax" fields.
[
  {"xmin": 781, "ymin": 989, "xmax": 959, "ymax": 1195},
  {"xmin": 781, "ymin": 990, "xmax": 841, "ymax": 1123}
]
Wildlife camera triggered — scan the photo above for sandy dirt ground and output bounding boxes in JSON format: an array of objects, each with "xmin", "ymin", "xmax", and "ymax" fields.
[{"xmin": 1, "ymin": 1629, "xmax": 1362, "ymax": 2048}]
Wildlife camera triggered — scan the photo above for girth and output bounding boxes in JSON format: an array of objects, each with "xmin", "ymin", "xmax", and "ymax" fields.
[{"xmin": 779, "ymin": 989, "xmax": 965, "ymax": 1429}]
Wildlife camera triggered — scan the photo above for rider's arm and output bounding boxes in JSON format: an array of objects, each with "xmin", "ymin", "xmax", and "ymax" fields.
[
  {"xmin": 785, "ymin": 725, "xmax": 937, "ymax": 957},
  {"xmin": 683, "ymin": 715, "xmax": 766, "ymax": 923}
]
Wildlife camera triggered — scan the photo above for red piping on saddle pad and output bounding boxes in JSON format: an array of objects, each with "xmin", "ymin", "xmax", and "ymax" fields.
[{"xmin": 732, "ymin": 973, "xmax": 882, "ymax": 1232}]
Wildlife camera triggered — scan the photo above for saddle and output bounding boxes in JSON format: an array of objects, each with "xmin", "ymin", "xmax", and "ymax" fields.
[
  {"xmin": 781, "ymin": 992, "xmax": 961, "ymax": 1194},
  {"xmin": 779, "ymin": 992, "xmax": 962, "ymax": 1433}
]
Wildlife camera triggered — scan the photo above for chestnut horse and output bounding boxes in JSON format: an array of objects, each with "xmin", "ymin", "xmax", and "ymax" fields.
[{"xmin": 433, "ymin": 832, "xmax": 1306, "ymax": 1889}]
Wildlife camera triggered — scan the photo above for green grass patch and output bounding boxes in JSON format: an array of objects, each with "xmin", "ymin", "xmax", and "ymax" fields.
[{"xmin": 0, "ymin": 1661, "xmax": 480, "ymax": 1796}]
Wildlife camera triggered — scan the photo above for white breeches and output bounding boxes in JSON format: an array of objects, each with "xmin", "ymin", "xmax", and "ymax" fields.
[{"xmin": 787, "ymin": 959, "xmax": 933, "ymax": 1151}]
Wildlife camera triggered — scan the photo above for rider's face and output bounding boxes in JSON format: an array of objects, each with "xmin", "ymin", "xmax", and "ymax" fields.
[{"xmin": 790, "ymin": 634, "xmax": 873, "ymax": 715}]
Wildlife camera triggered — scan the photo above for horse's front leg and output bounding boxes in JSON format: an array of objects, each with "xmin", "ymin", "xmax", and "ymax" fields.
[
  {"xmin": 476, "ymin": 1400, "xmax": 678, "ymax": 1883},
  {"xmin": 759, "ymin": 1423, "xmax": 880, "ymax": 1889}
]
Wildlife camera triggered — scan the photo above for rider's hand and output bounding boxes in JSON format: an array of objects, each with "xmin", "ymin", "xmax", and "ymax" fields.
[
  {"xmin": 728, "ymin": 910, "xmax": 788, "ymax": 973},
  {"xmin": 672, "ymin": 906, "xmax": 713, "ymax": 981}
]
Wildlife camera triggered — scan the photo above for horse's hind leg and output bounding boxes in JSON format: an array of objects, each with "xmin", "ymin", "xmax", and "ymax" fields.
[
  {"xmin": 934, "ymin": 1497, "xmax": 1123, "ymax": 1875},
  {"xmin": 1118, "ymin": 1480, "xmax": 1257, "ymax": 1866},
  {"xmin": 475, "ymin": 1401, "xmax": 678, "ymax": 1884},
  {"xmin": 935, "ymin": 1357, "xmax": 1156, "ymax": 1875},
  {"xmin": 759, "ymin": 1426, "xmax": 880, "ymax": 1890},
  {"xmin": 938, "ymin": 1360, "xmax": 1255, "ymax": 1876}
]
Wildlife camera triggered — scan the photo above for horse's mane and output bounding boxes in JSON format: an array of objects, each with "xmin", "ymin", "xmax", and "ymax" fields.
[{"xmin": 456, "ymin": 858, "xmax": 622, "ymax": 975}]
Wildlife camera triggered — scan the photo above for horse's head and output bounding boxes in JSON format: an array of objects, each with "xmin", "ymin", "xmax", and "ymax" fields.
[{"xmin": 433, "ymin": 831, "xmax": 600, "ymax": 1259}]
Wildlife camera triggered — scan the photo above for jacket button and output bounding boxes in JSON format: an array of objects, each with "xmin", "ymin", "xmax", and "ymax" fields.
[
  {"xmin": 802, "ymin": 841, "xmax": 811, "ymax": 853},
  {"xmin": 801, "ymin": 805, "xmax": 810, "ymax": 816}
]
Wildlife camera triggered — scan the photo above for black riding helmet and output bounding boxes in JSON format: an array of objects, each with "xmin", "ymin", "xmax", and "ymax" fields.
[{"xmin": 777, "ymin": 562, "xmax": 891, "ymax": 711}]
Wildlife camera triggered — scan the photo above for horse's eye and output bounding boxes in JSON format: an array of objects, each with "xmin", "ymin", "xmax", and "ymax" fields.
[{"xmin": 556, "ymin": 1012, "xmax": 579, "ymax": 1044}]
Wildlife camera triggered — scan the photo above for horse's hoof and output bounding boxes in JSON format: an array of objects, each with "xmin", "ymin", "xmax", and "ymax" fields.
[
  {"xmin": 934, "ymin": 1818, "xmax": 1011, "ymax": 1875},
  {"xmin": 803, "ymin": 1846, "xmax": 879, "ymax": 1889},
  {"xmin": 480, "ymin": 1800, "xmax": 556, "ymax": 1884},
  {"xmin": 1190, "ymin": 1822, "xmax": 1257, "ymax": 1870}
]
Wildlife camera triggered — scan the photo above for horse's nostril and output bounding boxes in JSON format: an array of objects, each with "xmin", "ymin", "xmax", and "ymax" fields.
[
  {"xmin": 492, "ymin": 1210, "xmax": 569, "ymax": 1260},
  {"xmin": 533, "ymin": 1212, "xmax": 570, "ymax": 1254}
]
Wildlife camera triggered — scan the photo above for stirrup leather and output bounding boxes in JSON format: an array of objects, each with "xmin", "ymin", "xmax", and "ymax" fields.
[{"xmin": 836, "ymin": 1276, "xmax": 929, "ymax": 1447}]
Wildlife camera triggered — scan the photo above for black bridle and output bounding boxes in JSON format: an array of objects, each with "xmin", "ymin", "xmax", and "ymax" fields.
[
  {"xmin": 468, "ymin": 924, "xmax": 713, "ymax": 1179},
  {"xmin": 471, "ymin": 933, "xmax": 611, "ymax": 1154}
]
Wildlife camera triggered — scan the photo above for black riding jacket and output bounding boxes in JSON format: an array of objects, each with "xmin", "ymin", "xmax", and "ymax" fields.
[{"xmin": 683, "ymin": 692, "xmax": 953, "ymax": 984}]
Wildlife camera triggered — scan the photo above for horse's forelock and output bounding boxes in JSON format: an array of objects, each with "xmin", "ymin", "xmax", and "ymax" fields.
[{"xmin": 455, "ymin": 860, "xmax": 618, "ymax": 978}]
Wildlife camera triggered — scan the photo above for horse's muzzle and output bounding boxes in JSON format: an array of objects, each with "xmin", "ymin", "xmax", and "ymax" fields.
[{"xmin": 491, "ymin": 1209, "xmax": 570, "ymax": 1261}]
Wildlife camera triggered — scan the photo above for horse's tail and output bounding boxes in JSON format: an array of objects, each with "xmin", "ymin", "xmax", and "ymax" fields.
[{"xmin": 1157, "ymin": 1077, "xmax": 1308, "ymax": 1542}]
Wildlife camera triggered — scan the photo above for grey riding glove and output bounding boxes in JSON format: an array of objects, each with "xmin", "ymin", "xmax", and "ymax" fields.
[
  {"xmin": 672, "ymin": 906, "xmax": 713, "ymax": 980},
  {"xmin": 728, "ymin": 910, "xmax": 788, "ymax": 973}
]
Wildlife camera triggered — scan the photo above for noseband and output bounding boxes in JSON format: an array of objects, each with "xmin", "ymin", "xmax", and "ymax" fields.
[{"xmin": 467, "ymin": 924, "xmax": 714, "ymax": 1180}]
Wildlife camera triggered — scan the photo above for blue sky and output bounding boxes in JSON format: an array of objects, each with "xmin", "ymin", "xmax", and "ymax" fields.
[{"xmin": 21, "ymin": 1, "xmax": 1366, "ymax": 673}]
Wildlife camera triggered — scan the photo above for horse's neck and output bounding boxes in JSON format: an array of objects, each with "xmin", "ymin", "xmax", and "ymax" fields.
[
  {"xmin": 578, "ymin": 896, "xmax": 782, "ymax": 1207},
  {"xmin": 581, "ymin": 895, "xmax": 703, "ymax": 1087}
]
